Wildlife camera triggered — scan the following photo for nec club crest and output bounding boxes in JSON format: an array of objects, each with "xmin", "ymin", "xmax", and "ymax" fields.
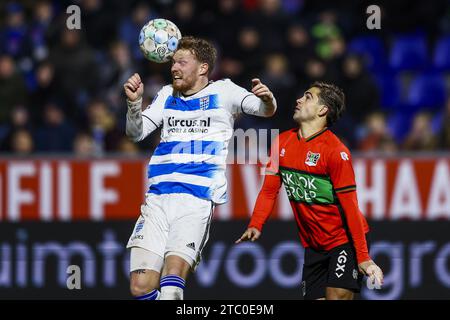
[
  {"xmin": 305, "ymin": 151, "xmax": 320, "ymax": 166},
  {"xmin": 199, "ymin": 96, "xmax": 210, "ymax": 110}
]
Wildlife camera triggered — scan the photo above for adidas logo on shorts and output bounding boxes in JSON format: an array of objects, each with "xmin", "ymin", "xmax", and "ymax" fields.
[{"xmin": 186, "ymin": 242, "xmax": 196, "ymax": 250}]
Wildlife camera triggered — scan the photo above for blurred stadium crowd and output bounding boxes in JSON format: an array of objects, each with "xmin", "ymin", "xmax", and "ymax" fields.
[{"xmin": 0, "ymin": 0, "xmax": 449, "ymax": 156}]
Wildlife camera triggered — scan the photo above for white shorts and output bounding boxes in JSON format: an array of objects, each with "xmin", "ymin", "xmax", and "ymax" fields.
[{"xmin": 127, "ymin": 193, "xmax": 214, "ymax": 270}]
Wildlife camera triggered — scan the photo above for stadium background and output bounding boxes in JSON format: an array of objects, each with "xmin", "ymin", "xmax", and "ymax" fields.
[{"xmin": 0, "ymin": 0, "xmax": 449, "ymax": 299}]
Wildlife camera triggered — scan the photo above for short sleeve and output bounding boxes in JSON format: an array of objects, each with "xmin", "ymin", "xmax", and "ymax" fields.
[{"xmin": 222, "ymin": 79, "xmax": 267, "ymax": 116}]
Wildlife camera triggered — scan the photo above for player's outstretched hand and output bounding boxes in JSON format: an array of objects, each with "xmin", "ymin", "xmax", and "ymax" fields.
[
  {"xmin": 235, "ymin": 227, "xmax": 261, "ymax": 244},
  {"xmin": 358, "ymin": 260, "xmax": 384, "ymax": 288},
  {"xmin": 251, "ymin": 78, "xmax": 274, "ymax": 103},
  {"xmin": 124, "ymin": 73, "xmax": 144, "ymax": 102}
]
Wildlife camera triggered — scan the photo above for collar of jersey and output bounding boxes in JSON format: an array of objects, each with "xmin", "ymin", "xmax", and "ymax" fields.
[
  {"xmin": 297, "ymin": 127, "xmax": 328, "ymax": 142},
  {"xmin": 179, "ymin": 80, "xmax": 213, "ymax": 98}
]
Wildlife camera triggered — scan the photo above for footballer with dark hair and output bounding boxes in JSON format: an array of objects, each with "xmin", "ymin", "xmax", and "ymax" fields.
[{"xmin": 237, "ymin": 82, "xmax": 383, "ymax": 300}]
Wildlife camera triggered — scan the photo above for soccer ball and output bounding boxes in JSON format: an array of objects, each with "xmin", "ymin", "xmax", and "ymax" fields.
[{"xmin": 139, "ymin": 18, "xmax": 182, "ymax": 63}]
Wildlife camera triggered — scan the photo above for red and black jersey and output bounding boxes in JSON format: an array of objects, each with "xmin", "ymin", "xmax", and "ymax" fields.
[{"xmin": 249, "ymin": 128, "xmax": 370, "ymax": 264}]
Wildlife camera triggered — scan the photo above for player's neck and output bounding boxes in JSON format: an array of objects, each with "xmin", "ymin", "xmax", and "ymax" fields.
[
  {"xmin": 298, "ymin": 122, "xmax": 327, "ymax": 140},
  {"xmin": 182, "ymin": 77, "xmax": 209, "ymax": 96}
]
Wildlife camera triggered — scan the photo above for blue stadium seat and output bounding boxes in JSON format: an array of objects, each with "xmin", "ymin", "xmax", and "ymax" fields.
[
  {"xmin": 387, "ymin": 111, "xmax": 414, "ymax": 143},
  {"xmin": 433, "ymin": 36, "xmax": 450, "ymax": 71},
  {"xmin": 373, "ymin": 72, "xmax": 402, "ymax": 111},
  {"xmin": 431, "ymin": 111, "xmax": 444, "ymax": 134},
  {"xmin": 348, "ymin": 36, "xmax": 386, "ymax": 71},
  {"xmin": 389, "ymin": 34, "xmax": 428, "ymax": 71},
  {"xmin": 406, "ymin": 73, "xmax": 447, "ymax": 111}
]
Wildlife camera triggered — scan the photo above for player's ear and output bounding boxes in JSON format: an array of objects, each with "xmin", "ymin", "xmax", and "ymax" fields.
[
  {"xmin": 199, "ymin": 63, "xmax": 208, "ymax": 76},
  {"xmin": 318, "ymin": 105, "xmax": 328, "ymax": 117}
]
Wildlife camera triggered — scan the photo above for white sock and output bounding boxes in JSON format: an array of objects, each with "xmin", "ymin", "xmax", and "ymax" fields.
[
  {"xmin": 159, "ymin": 275, "xmax": 185, "ymax": 300},
  {"xmin": 160, "ymin": 286, "xmax": 184, "ymax": 300}
]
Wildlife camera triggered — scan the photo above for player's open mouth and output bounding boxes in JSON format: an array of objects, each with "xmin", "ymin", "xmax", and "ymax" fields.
[{"xmin": 173, "ymin": 75, "xmax": 182, "ymax": 80}]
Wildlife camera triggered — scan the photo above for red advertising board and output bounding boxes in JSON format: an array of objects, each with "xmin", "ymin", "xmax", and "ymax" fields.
[{"xmin": 0, "ymin": 156, "xmax": 449, "ymax": 221}]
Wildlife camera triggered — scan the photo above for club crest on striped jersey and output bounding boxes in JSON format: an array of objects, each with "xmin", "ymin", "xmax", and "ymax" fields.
[
  {"xmin": 305, "ymin": 151, "xmax": 320, "ymax": 166},
  {"xmin": 199, "ymin": 96, "xmax": 209, "ymax": 110}
]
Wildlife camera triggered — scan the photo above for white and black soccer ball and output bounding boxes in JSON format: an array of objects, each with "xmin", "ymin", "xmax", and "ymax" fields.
[{"xmin": 139, "ymin": 18, "xmax": 182, "ymax": 63}]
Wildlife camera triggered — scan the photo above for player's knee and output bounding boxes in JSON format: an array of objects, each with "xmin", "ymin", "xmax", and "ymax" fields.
[
  {"xmin": 130, "ymin": 281, "xmax": 157, "ymax": 297},
  {"xmin": 130, "ymin": 285, "xmax": 144, "ymax": 297},
  {"xmin": 326, "ymin": 287, "xmax": 354, "ymax": 300},
  {"xmin": 129, "ymin": 275, "xmax": 158, "ymax": 297}
]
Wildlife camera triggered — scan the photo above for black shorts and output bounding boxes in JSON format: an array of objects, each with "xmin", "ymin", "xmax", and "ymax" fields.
[{"xmin": 301, "ymin": 242, "xmax": 364, "ymax": 300}]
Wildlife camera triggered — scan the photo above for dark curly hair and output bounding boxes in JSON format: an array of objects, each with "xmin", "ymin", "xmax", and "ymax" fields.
[
  {"xmin": 311, "ymin": 81, "xmax": 346, "ymax": 127},
  {"xmin": 176, "ymin": 36, "xmax": 217, "ymax": 75}
]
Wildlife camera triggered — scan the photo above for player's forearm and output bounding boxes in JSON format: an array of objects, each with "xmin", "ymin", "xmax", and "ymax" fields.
[
  {"xmin": 241, "ymin": 94, "xmax": 277, "ymax": 117},
  {"xmin": 336, "ymin": 191, "xmax": 371, "ymax": 264},
  {"xmin": 248, "ymin": 174, "xmax": 281, "ymax": 231},
  {"xmin": 259, "ymin": 96, "xmax": 277, "ymax": 117},
  {"xmin": 126, "ymin": 98, "xmax": 144, "ymax": 142}
]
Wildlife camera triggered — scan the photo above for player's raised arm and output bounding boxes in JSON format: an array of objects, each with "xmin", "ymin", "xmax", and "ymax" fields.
[
  {"xmin": 124, "ymin": 73, "xmax": 163, "ymax": 142},
  {"xmin": 225, "ymin": 78, "xmax": 277, "ymax": 117},
  {"xmin": 250, "ymin": 78, "xmax": 277, "ymax": 116},
  {"xmin": 124, "ymin": 73, "xmax": 144, "ymax": 102},
  {"xmin": 125, "ymin": 73, "xmax": 145, "ymax": 141}
]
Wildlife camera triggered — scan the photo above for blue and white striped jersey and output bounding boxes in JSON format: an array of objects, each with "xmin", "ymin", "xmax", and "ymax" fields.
[{"xmin": 137, "ymin": 78, "xmax": 274, "ymax": 204}]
